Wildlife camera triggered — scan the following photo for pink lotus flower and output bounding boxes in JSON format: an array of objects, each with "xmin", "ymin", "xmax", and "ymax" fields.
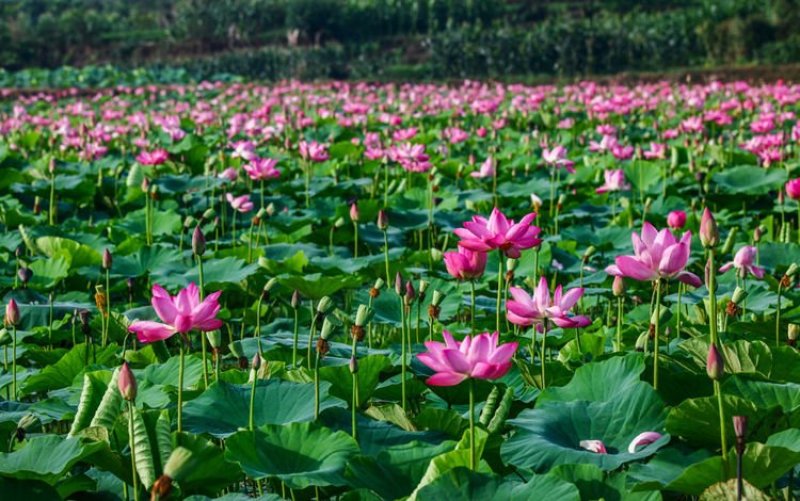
[
  {"xmin": 416, "ymin": 331, "xmax": 517, "ymax": 386},
  {"xmin": 719, "ymin": 246, "xmax": 765, "ymax": 279},
  {"xmin": 542, "ymin": 146, "xmax": 575, "ymax": 173},
  {"xmin": 243, "ymin": 157, "xmax": 280, "ymax": 181},
  {"xmin": 226, "ymin": 193, "xmax": 254, "ymax": 213},
  {"xmin": 627, "ymin": 432, "xmax": 663, "ymax": 453},
  {"xmin": 507, "ymin": 277, "xmax": 591, "ymax": 329},
  {"xmin": 128, "ymin": 283, "xmax": 222, "ymax": 343},
  {"xmin": 579, "ymin": 440, "xmax": 607, "ymax": 454},
  {"xmin": 443, "ymin": 246, "xmax": 487, "ymax": 280},
  {"xmin": 786, "ymin": 179, "xmax": 800, "ymax": 200},
  {"xmin": 605, "ymin": 223, "xmax": 701, "ymax": 287},
  {"xmin": 455, "ymin": 208, "xmax": 542, "ymax": 259},
  {"xmin": 470, "ymin": 157, "xmax": 495, "ymax": 178},
  {"xmin": 596, "ymin": 169, "xmax": 631, "ymax": 193},
  {"xmin": 667, "ymin": 210, "xmax": 687, "ymax": 230},
  {"xmin": 643, "ymin": 142, "xmax": 667, "ymax": 160},
  {"xmin": 298, "ymin": 140, "xmax": 329, "ymax": 162},
  {"xmin": 218, "ymin": 167, "xmax": 238, "ymax": 183},
  {"xmin": 136, "ymin": 149, "xmax": 169, "ymax": 166}
]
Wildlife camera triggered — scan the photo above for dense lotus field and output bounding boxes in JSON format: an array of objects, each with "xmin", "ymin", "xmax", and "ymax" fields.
[{"xmin": 2, "ymin": 79, "xmax": 800, "ymax": 500}]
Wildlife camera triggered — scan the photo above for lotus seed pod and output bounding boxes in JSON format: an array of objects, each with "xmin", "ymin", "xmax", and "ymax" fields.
[
  {"xmin": 731, "ymin": 287, "xmax": 746, "ymax": 305},
  {"xmin": 320, "ymin": 317, "xmax": 335, "ymax": 340},
  {"xmin": 432, "ymin": 290, "xmax": 445, "ymax": 307},
  {"xmin": 355, "ymin": 304, "xmax": 370, "ymax": 327},
  {"xmin": 316, "ymin": 296, "xmax": 332, "ymax": 314}
]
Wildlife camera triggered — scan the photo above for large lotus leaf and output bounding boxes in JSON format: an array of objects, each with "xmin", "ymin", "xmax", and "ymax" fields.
[
  {"xmin": 35, "ymin": 236, "xmax": 100, "ymax": 269},
  {"xmin": 344, "ymin": 440, "xmax": 456, "ymax": 499},
  {"xmin": 224, "ymin": 422, "xmax": 359, "ymax": 489},
  {"xmin": 628, "ymin": 445, "xmax": 714, "ymax": 491},
  {"xmin": 119, "ymin": 208, "xmax": 181, "ymax": 236},
  {"xmin": 538, "ymin": 353, "xmax": 646, "ymax": 404},
  {"xmin": 0, "ymin": 435, "xmax": 104, "ymax": 484},
  {"xmin": 502, "ymin": 383, "xmax": 668, "ymax": 471},
  {"xmin": 712, "ymin": 165, "xmax": 787, "ymax": 195},
  {"xmin": 154, "ymin": 257, "xmax": 259, "ymax": 288},
  {"xmin": 700, "ymin": 479, "xmax": 770, "ymax": 501},
  {"xmin": 0, "ymin": 477, "xmax": 61, "ymax": 500},
  {"xmin": 722, "ymin": 376, "xmax": 800, "ymax": 413},
  {"xmin": 277, "ymin": 273, "xmax": 363, "ymax": 299},
  {"xmin": 549, "ymin": 463, "xmax": 660, "ymax": 501},
  {"xmin": 665, "ymin": 431, "xmax": 800, "ymax": 495},
  {"xmin": 27, "ymin": 255, "xmax": 70, "ymax": 289},
  {"xmin": 319, "ymin": 355, "xmax": 391, "ymax": 403},
  {"xmin": 174, "ymin": 432, "xmax": 244, "ymax": 496},
  {"xmin": 665, "ymin": 394, "xmax": 778, "ymax": 448},
  {"xmin": 21, "ymin": 343, "xmax": 119, "ymax": 395},
  {"xmin": 113, "ymin": 246, "xmax": 181, "ymax": 278},
  {"xmin": 412, "ymin": 468, "xmax": 580, "ymax": 500},
  {"xmin": 409, "ymin": 428, "xmax": 491, "ymax": 499},
  {"xmin": 182, "ymin": 380, "xmax": 345, "ymax": 438}
]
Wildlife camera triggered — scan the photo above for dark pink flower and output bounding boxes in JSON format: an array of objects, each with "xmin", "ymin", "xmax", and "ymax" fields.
[
  {"xmin": 416, "ymin": 331, "xmax": 517, "ymax": 386},
  {"xmin": 443, "ymin": 246, "xmax": 487, "ymax": 281},
  {"xmin": 455, "ymin": 207, "xmax": 542, "ymax": 259},
  {"xmin": 128, "ymin": 283, "xmax": 222, "ymax": 343}
]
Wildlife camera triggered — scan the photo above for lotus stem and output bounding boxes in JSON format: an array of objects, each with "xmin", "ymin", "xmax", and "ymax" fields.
[
  {"xmin": 197, "ymin": 256, "xmax": 208, "ymax": 389},
  {"xmin": 292, "ymin": 307, "xmax": 300, "ymax": 367},
  {"xmin": 248, "ymin": 360, "xmax": 258, "ymax": 431},
  {"xmin": 653, "ymin": 279, "xmax": 662, "ymax": 390},
  {"xmin": 616, "ymin": 296, "xmax": 623, "ymax": 352},
  {"xmin": 495, "ymin": 256, "xmax": 503, "ymax": 333},
  {"xmin": 468, "ymin": 378, "xmax": 476, "ymax": 470},
  {"xmin": 716, "ymin": 380, "xmax": 728, "ymax": 461},
  {"xmin": 177, "ymin": 343, "xmax": 184, "ymax": 434},
  {"xmin": 127, "ymin": 400, "xmax": 140, "ymax": 501}
]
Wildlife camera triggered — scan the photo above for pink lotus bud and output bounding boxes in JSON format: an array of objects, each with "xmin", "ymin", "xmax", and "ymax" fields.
[
  {"xmin": 377, "ymin": 209, "xmax": 389, "ymax": 230},
  {"xmin": 667, "ymin": 210, "xmax": 687, "ymax": 230},
  {"xmin": 395, "ymin": 272, "xmax": 403, "ymax": 295},
  {"xmin": 349, "ymin": 203, "xmax": 359, "ymax": 223},
  {"xmin": 118, "ymin": 362, "xmax": 137, "ymax": 401},
  {"xmin": 612, "ymin": 276, "xmax": 625, "ymax": 297},
  {"xmin": 706, "ymin": 343, "xmax": 724, "ymax": 380},
  {"xmin": 699, "ymin": 208, "xmax": 719, "ymax": 248},
  {"xmin": 579, "ymin": 440, "xmax": 607, "ymax": 454},
  {"xmin": 733, "ymin": 415, "xmax": 747, "ymax": 439},
  {"xmin": 102, "ymin": 249, "xmax": 113, "ymax": 270},
  {"xmin": 5, "ymin": 299, "xmax": 20, "ymax": 326},
  {"xmin": 252, "ymin": 351, "xmax": 262, "ymax": 370},
  {"xmin": 192, "ymin": 225, "xmax": 206, "ymax": 256},
  {"xmin": 404, "ymin": 281, "xmax": 416, "ymax": 305}
]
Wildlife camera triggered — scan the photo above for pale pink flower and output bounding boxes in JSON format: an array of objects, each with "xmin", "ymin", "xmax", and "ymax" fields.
[
  {"xmin": 128, "ymin": 283, "xmax": 222, "ymax": 343},
  {"xmin": 455, "ymin": 207, "xmax": 542, "ymax": 259},
  {"xmin": 416, "ymin": 331, "xmax": 517, "ymax": 386},
  {"xmin": 226, "ymin": 193, "xmax": 254, "ymax": 213},
  {"xmin": 719, "ymin": 246, "xmax": 765, "ymax": 279}
]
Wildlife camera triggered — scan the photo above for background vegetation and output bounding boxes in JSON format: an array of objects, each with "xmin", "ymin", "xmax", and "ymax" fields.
[{"xmin": 1, "ymin": 0, "xmax": 799, "ymax": 84}]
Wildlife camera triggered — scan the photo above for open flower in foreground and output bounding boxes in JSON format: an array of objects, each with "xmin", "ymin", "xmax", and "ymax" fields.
[
  {"xmin": 128, "ymin": 283, "xmax": 222, "ymax": 343},
  {"xmin": 417, "ymin": 331, "xmax": 517, "ymax": 386},
  {"xmin": 455, "ymin": 207, "xmax": 541, "ymax": 258}
]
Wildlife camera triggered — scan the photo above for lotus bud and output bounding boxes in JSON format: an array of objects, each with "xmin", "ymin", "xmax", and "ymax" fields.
[
  {"xmin": 582, "ymin": 246, "xmax": 596, "ymax": 263},
  {"xmin": 531, "ymin": 193, "xmax": 543, "ymax": 211},
  {"xmin": 102, "ymin": 248, "xmax": 113, "ymax": 270},
  {"xmin": 320, "ymin": 317, "xmax": 335, "ymax": 340},
  {"xmin": 348, "ymin": 202, "xmax": 360, "ymax": 223},
  {"xmin": 202, "ymin": 208, "xmax": 216, "ymax": 221},
  {"xmin": 349, "ymin": 356, "xmax": 358, "ymax": 374},
  {"xmin": 731, "ymin": 287, "xmax": 746, "ymax": 305},
  {"xmin": 721, "ymin": 227, "xmax": 738, "ymax": 255},
  {"xmin": 206, "ymin": 330, "xmax": 222, "ymax": 349},
  {"xmin": 395, "ymin": 272, "xmax": 403, "ymax": 295},
  {"xmin": 789, "ymin": 324, "xmax": 799, "ymax": 346},
  {"xmin": 141, "ymin": 177, "xmax": 150, "ymax": 192},
  {"xmin": 262, "ymin": 277, "xmax": 278, "ymax": 300},
  {"xmin": 377, "ymin": 209, "xmax": 389, "ymax": 230},
  {"xmin": 733, "ymin": 415, "xmax": 747, "ymax": 455},
  {"xmin": 291, "ymin": 290, "xmax": 301, "ymax": 309},
  {"xmin": 33, "ymin": 196, "xmax": 41, "ymax": 215},
  {"xmin": 700, "ymin": 208, "xmax": 719, "ymax": 248},
  {"xmin": 334, "ymin": 217, "xmax": 346, "ymax": 229},
  {"xmin": 355, "ymin": 304, "xmax": 370, "ymax": 327},
  {"xmin": 5, "ymin": 299, "xmax": 20, "ymax": 326},
  {"xmin": 557, "ymin": 193, "xmax": 566, "ymax": 210},
  {"xmin": 316, "ymin": 296, "xmax": 332, "ymax": 314},
  {"xmin": 706, "ymin": 344, "xmax": 724, "ymax": 380},
  {"xmin": 404, "ymin": 281, "xmax": 416, "ymax": 306},
  {"xmin": 753, "ymin": 226, "xmax": 763, "ymax": 243},
  {"xmin": 644, "ymin": 197, "xmax": 653, "ymax": 211},
  {"xmin": 18, "ymin": 266, "xmax": 32, "ymax": 286},
  {"xmin": 251, "ymin": 351, "xmax": 262, "ymax": 371},
  {"xmin": 612, "ymin": 276, "xmax": 625, "ymax": 297},
  {"xmin": 118, "ymin": 362, "xmax": 137, "ymax": 401},
  {"xmin": 48, "ymin": 157, "xmax": 56, "ymax": 174},
  {"xmin": 192, "ymin": 225, "xmax": 206, "ymax": 256}
]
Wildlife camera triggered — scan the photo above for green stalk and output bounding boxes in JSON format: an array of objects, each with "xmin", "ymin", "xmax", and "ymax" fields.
[
  {"xmin": 540, "ymin": 321, "xmax": 548, "ymax": 389},
  {"xmin": 292, "ymin": 307, "xmax": 300, "ymax": 367},
  {"xmin": 653, "ymin": 279, "xmax": 662, "ymax": 390},
  {"xmin": 105, "ymin": 268, "xmax": 111, "ymax": 346},
  {"xmin": 383, "ymin": 230, "xmax": 391, "ymax": 286},
  {"xmin": 495, "ymin": 256, "xmax": 503, "ymax": 333},
  {"xmin": 470, "ymin": 280, "xmax": 476, "ymax": 333},
  {"xmin": 197, "ymin": 256, "xmax": 208, "ymax": 389},
  {"xmin": 306, "ymin": 311, "xmax": 318, "ymax": 371},
  {"xmin": 400, "ymin": 296, "xmax": 407, "ymax": 414},
  {"xmin": 776, "ymin": 282, "xmax": 783, "ymax": 346},
  {"xmin": 314, "ymin": 350, "xmax": 321, "ymax": 419},
  {"xmin": 351, "ymin": 338, "xmax": 358, "ymax": 441},
  {"xmin": 11, "ymin": 325, "xmax": 17, "ymax": 400},
  {"xmin": 49, "ymin": 171, "xmax": 56, "ymax": 226},
  {"xmin": 127, "ymin": 401, "xmax": 140, "ymax": 501},
  {"xmin": 353, "ymin": 222, "xmax": 359, "ymax": 258},
  {"xmin": 715, "ymin": 380, "xmax": 729, "ymax": 461},
  {"xmin": 248, "ymin": 360, "xmax": 258, "ymax": 431},
  {"xmin": 468, "ymin": 378, "xmax": 476, "ymax": 470},
  {"xmin": 305, "ymin": 162, "xmax": 311, "ymax": 208},
  {"xmin": 616, "ymin": 296, "xmax": 623, "ymax": 352},
  {"xmin": 177, "ymin": 343, "xmax": 185, "ymax": 434}
]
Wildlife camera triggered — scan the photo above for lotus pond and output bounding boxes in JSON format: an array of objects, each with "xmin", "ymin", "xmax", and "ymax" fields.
[{"xmin": 1, "ymin": 80, "xmax": 800, "ymax": 500}]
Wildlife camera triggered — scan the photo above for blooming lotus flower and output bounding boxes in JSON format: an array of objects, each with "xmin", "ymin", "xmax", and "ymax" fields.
[
  {"xmin": 644, "ymin": 142, "xmax": 667, "ymax": 160},
  {"xmin": 470, "ymin": 157, "xmax": 495, "ymax": 178},
  {"xmin": 298, "ymin": 140, "xmax": 329, "ymax": 162},
  {"xmin": 719, "ymin": 246, "xmax": 765, "ymax": 279},
  {"xmin": 542, "ymin": 146, "xmax": 575, "ymax": 173},
  {"xmin": 218, "ymin": 167, "xmax": 238, "ymax": 183},
  {"xmin": 243, "ymin": 157, "xmax": 280, "ymax": 181},
  {"xmin": 226, "ymin": 193, "xmax": 254, "ymax": 213},
  {"xmin": 416, "ymin": 331, "xmax": 517, "ymax": 386},
  {"xmin": 128, "ymin": 283, "xmax": 222, "ymax": 343},
  {"xmin": 786, "ymin": 179, "xmax": 800, "ymax": 200},
  {"xmin": 455, "ymin": 208, "xmax": 542, "ymax": 259},
  {"xmin": 136, "ymin": 149, "xmax": 169, "ymax": 166},
  {"xmin": 605, "ymin": 223, "xmax": 701, "ymax": 287},
  {"xmin": 507, "ymin": 277, "xmax": 591, "ymax": 328},
  {"xmin": 443, "ymin": 246, "xmax": 487, "ymax": 280},
  {"xmin": 596, "ymin": 169, "xmax": 631, "ymax": 193}
]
